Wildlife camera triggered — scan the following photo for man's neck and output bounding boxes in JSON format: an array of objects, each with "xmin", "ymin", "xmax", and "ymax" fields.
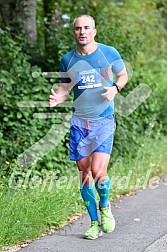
[{"xmin": 76, "ymin": 42, "xmax": 97, "ymax": 55}]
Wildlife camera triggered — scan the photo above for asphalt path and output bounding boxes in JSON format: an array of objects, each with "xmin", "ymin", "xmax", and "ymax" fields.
[{"xmin": 20, "ymin": 179, "xmax": 167, "ymax": 252}]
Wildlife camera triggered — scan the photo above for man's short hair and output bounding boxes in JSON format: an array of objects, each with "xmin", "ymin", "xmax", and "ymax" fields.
[{"xmin": 73, "ymin": 15, "xmax": 96, "ymax": 29}]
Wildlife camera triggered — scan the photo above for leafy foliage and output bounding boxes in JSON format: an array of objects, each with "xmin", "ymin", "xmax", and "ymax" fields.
[
  {"xmin": 0, "ymin": 0, "xmax": 166, "ymax": 178},
  {"xmin": 0, "ymin": 32, "xmax": 74, "ymax": 177}
]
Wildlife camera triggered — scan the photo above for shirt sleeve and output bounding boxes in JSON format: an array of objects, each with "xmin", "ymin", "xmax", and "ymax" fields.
[
  {"xmin": 111, "ymin": 47, "xmax": 125, "ymax": 74},
  {"xmin": 60, "ymin": 58, "xmax": 71, "ymax": 83}
]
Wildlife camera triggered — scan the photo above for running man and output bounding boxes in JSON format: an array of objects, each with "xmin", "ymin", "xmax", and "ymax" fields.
[{"xmin": 49, "ymin": 14, "xmax": 128, "ymax": 239}]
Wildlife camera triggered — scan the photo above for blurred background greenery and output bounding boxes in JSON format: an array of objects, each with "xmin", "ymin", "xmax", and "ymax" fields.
[
  {"xmin": 0, "ymin": 0, "xmax": 166, "ymax": 177},
  {"xmin": 0, "ymin": 0, "xmax": 167, "ymax": 176},
  {"xmin": 0, "ymin": 0, "xmax": 167, "ymax": 249}
]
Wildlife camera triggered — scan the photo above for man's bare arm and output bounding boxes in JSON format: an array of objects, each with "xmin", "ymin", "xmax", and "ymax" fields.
[
  {"xmin": 101, "ymin": 67, "xmax": 128, "ymax": 101},
  {"xmin": 115, "ymin": 66, "xmax": 128, "ymax": 90},
  {"xmin": 48, "ymin": 83, "xmax": 72, "ymax": 107}
]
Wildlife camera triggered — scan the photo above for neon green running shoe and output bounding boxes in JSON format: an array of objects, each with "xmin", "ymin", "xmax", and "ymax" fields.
[
  {"xmin": 100, "ymin": 203, "xmax": 115, "ymax": 233},
  {"xmin": 84, "ymin": 221, "xmax": 102, "ymax": 240}
]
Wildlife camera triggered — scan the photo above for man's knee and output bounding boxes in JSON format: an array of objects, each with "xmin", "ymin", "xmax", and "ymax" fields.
[{"xmin": 92, "ymin": 170, "xmax": 108, "ymax": 182}]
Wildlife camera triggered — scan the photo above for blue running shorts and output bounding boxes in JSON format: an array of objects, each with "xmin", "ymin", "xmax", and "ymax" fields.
[{"xmin": 69, "ymin": 115, "xmax": 116, "ymax": 161}]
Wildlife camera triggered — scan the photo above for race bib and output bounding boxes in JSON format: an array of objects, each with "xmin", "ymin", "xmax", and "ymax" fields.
[{"xmin": 76, "ymin": 68, "xmax": 102, "ymax": 89}]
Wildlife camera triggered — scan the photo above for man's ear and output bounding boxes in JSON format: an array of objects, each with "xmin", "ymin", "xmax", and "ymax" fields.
[{"xmin": 94, "ymin": 28, "xmax": 97, "ymax": 37}]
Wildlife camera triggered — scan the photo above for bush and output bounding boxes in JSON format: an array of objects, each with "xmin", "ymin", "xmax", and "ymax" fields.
[
  {"xmin": 0, "ymin": 0, "xmax": 166, "ymax": 177},
  {"xmin": 0, "ymin": 32, "xmax": 74, "ymax": 177}
]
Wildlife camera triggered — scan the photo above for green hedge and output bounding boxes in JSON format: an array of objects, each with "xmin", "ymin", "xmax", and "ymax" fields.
[{"xmin": 0, "ymin": 0, "xmax": 166, "ymax": 178}]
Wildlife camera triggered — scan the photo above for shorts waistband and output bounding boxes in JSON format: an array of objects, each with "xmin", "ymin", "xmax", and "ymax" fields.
[{"xmin": 70, "ymin": 114, "xmax": 115, "ymax": 129}]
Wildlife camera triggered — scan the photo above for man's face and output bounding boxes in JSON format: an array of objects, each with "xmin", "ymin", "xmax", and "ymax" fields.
[{"xmin": 73, "ymin": 17, "xmax": 96, "ymax": 46}]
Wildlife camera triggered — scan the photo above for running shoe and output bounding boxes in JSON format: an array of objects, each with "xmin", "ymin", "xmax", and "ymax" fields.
[
  {"xmin": 99, "ymin": 202, "xmax": 115, "ymax": 233},
  {"xmin": 84, "ymin": 220, "xmax": 102, "ymax": 240}
]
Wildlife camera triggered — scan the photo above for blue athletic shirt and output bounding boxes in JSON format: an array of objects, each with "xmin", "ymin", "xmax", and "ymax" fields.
[{"xmin": 60, "ymin": 43, "xmax": 124, "ymax": 121}]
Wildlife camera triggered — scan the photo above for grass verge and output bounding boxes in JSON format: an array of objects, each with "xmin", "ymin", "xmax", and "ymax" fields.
[
  {"xmin": 0, "ymin": 136, "xmax": 167, "ymax": 250},
  {"xmin": 108, "ymin": 136, "xmax": 167, "ymax": 199}
]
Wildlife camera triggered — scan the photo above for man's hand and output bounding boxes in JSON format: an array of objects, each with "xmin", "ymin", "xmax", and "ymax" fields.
[
  {"xmin": 48, "ymin": 88, "xmax": 69, "ymax": 107},
  {"xmin": 48, "ymin": 89, "xmax": 59, "ymax": 107},
  {"xmin": 101, "ymin": 86, "xmax": 118, "ymax": 101}
]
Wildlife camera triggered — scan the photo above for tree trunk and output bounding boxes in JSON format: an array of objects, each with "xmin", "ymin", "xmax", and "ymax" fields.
[
  {"xmin": 22, "ymin": 0, "xmax": 37, "ymax": 42},
  {"xmin": 42, "ymin": 0, "xmax": 62, "ymax": 68},
  {"xmin": 0, "ymin": 0, "xmax": 37, "ymax": 42},
  {"xmin": 0, "ymin": 0, "xmax": 11, "ymax": 27},
  {"xmin": 43, "ymin": 0, "xmax": 62, "ymax": 53}
]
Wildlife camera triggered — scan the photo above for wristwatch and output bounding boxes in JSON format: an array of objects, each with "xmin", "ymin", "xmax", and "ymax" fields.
[{"xmin": 113, "ymin": 83, "xmax": 121, "ymax": 92}]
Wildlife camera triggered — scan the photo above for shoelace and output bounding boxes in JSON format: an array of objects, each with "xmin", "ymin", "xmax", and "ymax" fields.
[
  {"xmin": 87, "ymin": 222, "xmax": 99, "ymax": 233},
  {"xmin": 101, "ymin": 208, "xmax": 111, "ymax": 220}
]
